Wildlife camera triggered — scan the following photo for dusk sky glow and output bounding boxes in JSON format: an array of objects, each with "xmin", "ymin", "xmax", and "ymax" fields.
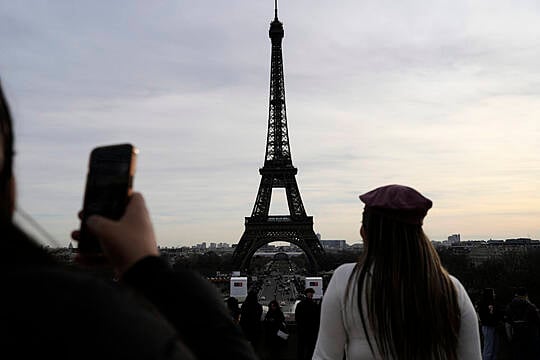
[{"xmin": 1, "ymin": 1, "xmax": 539, "ymax": 247}]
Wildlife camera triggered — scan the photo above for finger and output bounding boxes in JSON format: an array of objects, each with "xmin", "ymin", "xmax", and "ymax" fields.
[
  {"xmin": 86, "ymin": 214, "xmax": 117, "ymax": 237},
  {"xmin": 126, "ymin": 192, "xmax": 145, "ymax": 214},
  {"xmin": 78, "ymin": 210, "xmax": 83, "ymax": 220}
]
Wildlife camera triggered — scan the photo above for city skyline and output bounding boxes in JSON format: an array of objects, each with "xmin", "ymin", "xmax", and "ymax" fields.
[{"xmin": 1, "ymin": 1, "xmax": 539, "ymax": 247}]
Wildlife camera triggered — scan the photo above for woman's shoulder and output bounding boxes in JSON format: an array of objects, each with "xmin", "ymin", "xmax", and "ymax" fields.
[
  {"xmin": 334, "ymin": 262, "xmax": 357, "ymax": 275},
  {"xmin": 329, "ymin": 263, "xmax": 357, "ymax": 286},
  {"xmin": 448, "ymin": 274, "xmax": 466, "ymax": 294},
  {"xmin": 447, "ymin": 274, "xmax": 475, "ymax": 307}
]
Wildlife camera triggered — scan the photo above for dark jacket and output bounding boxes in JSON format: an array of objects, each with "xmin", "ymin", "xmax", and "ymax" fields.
[
  {"xmin": 295, "ymin": 297, "xmax": 320, "ymax": 337},
  {"xmin": 240, "ymin": 297, "xmax": 263, "ymax": 343},
  {"xmin": 2, "ymin": 224, "xmax": 258, "ymax": 360},
  {"xmin": 124, "ymin": 256, "xmax": 258, "ymax": 360},
  {"xmin": 506, "ymin": 297, "xmax": 540, "ymax": 334},
  {"xmin": 2, "ymin": 224, "xmax": 194, "ymax": 360}
]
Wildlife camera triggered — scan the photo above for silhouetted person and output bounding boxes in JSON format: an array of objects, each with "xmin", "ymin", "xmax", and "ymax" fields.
[
  {"xmin": 240, "ymin": 291, "xmax": 263, "ymax": 350},
  {"xmin": 1, "ymin": 80, "xmax": 258, "ymax": 360},
  {"xmin": 227, "ymin": 296, "xmax": 241, "ymax": 325},
  {"xmin": 313, "ymin": 185, "xmax": 481, "ymax": 359},
  {"xmin": 264, "ymin": 300, "xmax": 287, "ymax": 360},
  {"xmin": 505, "ymin": 287, "xmax": 540, "ymax": 360},
  {"xmin": 295, "ymin": 287, "xmax": 320, "ymax": 360},
  {"xmin": 478, "ymin": 288, "xmax": 501, "ymax": 360}
]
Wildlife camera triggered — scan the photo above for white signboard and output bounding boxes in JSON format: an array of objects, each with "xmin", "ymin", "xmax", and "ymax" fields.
[{"xmin": 230, "ymin": 276, "xmax": 248, "ymax": 300}]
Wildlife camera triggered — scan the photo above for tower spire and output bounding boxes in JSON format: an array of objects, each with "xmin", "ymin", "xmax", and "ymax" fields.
[
  {"xmin": 274, "ymin": 0, "xmax": 278, "ymax": 20},
  {"xmin": 267, "ymin": 0, "xmax": 287, "ymax": 164}
]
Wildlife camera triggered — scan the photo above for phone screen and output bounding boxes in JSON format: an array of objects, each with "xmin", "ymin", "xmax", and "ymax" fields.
[{"xmin": 79, "ymin": 144, "xmax": 137, "ymax": 253}]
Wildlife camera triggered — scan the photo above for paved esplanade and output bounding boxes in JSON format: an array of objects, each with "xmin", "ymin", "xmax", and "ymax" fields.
[{"xmin": 256, "ymin": 258, "xmax": 303, "ymax": 318}]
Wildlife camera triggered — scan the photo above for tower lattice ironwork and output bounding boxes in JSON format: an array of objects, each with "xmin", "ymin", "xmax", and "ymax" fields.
[{"xmin": 232, "ymin": 4, "xmax": 325, "ymax": 272}]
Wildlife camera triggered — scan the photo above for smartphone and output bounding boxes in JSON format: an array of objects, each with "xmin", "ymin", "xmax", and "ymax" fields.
[{"xmin": 78, "ymin": 143, "xmax": 138, "ymax": 254}]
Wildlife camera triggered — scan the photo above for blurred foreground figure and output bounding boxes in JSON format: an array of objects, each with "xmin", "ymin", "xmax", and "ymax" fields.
[
  {"xmin": 313, "ymin": 184, "xmax": 482, "ymax": 360},
  {"xmin": 0, "ymin": 81, "xmax": 258, "ymax": 360}
]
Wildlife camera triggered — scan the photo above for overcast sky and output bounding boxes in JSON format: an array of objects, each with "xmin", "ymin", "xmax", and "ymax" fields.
[{"xmin": 1, "ymin": 0, "xmax": 539, "ymax": 247}]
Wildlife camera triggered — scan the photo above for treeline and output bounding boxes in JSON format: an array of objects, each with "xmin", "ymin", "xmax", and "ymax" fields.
[
  {"xmin": 316, "ymin": 248, "xmax": 540, "ymax": 307},
  {"xmin": 167, "ymin": 250, "xmax": 361, "ymax": 277},
  {"xmin": 437, "ymin": 247, "xmax": 540, "ymax": 306},
  {"xmin": 52, "ymin": 244, "xmax": 540, "ymax": 308},
  {"xmin": 169, "ymin": 251, "xmax": 235, "ymax": 276},
  {"xmin": 316, "ymin": 247, "xmax": 540, "ymax": 307},
  {"xmin": 168, "ymin": 252, "xmax": 279, "ymax": 276}
]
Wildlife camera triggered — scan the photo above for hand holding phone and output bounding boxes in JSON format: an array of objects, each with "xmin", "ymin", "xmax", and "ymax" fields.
[
  {"xmin": 78, "ymin": 143, "xmax": 137, "ymax": 254},
  {"xmin": 83, "ymin": 192, "xmax": 159, "ymax": 276}
]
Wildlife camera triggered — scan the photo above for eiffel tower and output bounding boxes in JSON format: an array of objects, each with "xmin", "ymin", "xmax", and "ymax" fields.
[{"xmin": 232, "ymin": 3, "xmax": 325, "ymax": 272}]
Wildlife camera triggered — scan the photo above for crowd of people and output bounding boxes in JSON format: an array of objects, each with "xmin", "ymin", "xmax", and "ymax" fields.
[
  {"xmin": 477, "ymin": 286, "xmax": 540, "ymax": 360},
  {"xmin": 2, "ymin": 78, "xmax": 539, "ymax": 360},
  {"xmin": 225, "ymin": 288, "xmax": 320, "ymax": 360},
  {"xmin": 225, "ymin": 281, "xmax": 540, "ymax": 360}
]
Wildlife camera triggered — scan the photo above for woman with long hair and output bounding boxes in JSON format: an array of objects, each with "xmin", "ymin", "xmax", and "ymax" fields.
[{"xmin": 313, "ymin": 184, "xmax": 481, "ymax": 359}]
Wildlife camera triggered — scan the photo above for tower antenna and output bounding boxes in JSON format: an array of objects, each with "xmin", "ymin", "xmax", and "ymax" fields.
[{"xmin": 274, "ymin": 0, "xmax": 278, "ymax": 19}]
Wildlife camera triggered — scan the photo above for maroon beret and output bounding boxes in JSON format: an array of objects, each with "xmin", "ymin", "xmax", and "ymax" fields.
[{"xmin": 359, "ymin": 184, "xmax": 432, "ymax": 225}]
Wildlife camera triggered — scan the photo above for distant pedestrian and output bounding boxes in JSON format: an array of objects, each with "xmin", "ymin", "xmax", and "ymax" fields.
[
  {"xmin": 478, "ymin": 288, "xmax": 501, "ymax": 360},
  {"xmin": 295, "ymin": 287, "xmax": 320, "ymax": 360},
  {"xmin": 240, "ymin": 290, "xmax": 263, "ymax": 349},
  {"xmin": 505, "ymin": 287, "xmax": 540, "ymax": 360},
  {"xmin": 264, "ymin": 300, "xmax": 287, "ymax": 360},
  {"xmin": 227, "ymin": 296, "xmax": 241, "ymax": 325}
]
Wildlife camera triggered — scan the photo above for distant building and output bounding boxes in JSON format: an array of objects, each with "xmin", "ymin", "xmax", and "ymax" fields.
[
  {"xmin": 258, "ymin": 244, "xmax": 276, "ymax": 251},
  {"xmin": 321, "ymin": 240, "xmax": 347, "ymax": 250},
  {"xmin": 505, "ymin": 238, "xmax": 532, "ymax": 245},
  {"xmin": 192, "ymin": 242, "xmax": 207, "ymax": 250},
  {"xmin": 448, "ymin": 234, "xmax": 460, "ymax": 245}
]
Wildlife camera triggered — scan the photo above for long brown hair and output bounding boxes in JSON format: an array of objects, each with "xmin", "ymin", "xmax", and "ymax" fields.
[{"xmin": 352, "ymin": 209, "xmax": 460, "ymax": 360}]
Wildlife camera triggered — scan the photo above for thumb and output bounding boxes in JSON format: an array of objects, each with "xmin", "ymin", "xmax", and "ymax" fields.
[{"xmin": 86, "ymin": 214, "xmax": 118, "ymax": 240}]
